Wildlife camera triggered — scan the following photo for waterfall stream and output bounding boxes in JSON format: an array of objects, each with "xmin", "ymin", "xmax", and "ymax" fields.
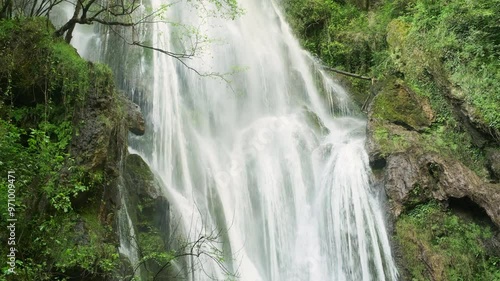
[{"xmin": 67, "ymin": 0, "xmax": 399, "ymax": 280}]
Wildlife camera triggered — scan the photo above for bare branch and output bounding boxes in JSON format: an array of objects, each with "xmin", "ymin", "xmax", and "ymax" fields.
[
  {"xmin": 322, "ymin": 65, "xmax": 374, "ymax": 80},
  {"xmin": 131, "ymin": 41, "xmax": 194, "ymax": 59}
]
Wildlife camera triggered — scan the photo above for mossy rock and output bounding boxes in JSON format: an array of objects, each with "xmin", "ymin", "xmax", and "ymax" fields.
[
  {"xmin": 486, "ymin": 147, "xmax": 500, "ymax": 181},
  {"xmin": 124, "ymin": 153, "xmax": 169, "ymax": 234},
  {"xmin": 372, "ymin": 80, "xmax": 434, "ymax": 131},
  {"xmin": 122, "ymin": 154, "xmax": 172, "ymax": 280},
  {"xmin": 301, "ymin": 106, "xmax": 330, "ymax": 135}
]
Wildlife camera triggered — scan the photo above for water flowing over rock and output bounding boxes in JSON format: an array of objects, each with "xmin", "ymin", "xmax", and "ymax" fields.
[{"xmin": 80, "ymin": 1, "xmax": 400, "ymax": 280}]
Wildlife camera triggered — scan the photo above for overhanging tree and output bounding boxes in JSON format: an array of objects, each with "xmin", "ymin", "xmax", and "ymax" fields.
[{"xmin": 2, "ymin": 0, "xmax": 241, "ymax": 64}]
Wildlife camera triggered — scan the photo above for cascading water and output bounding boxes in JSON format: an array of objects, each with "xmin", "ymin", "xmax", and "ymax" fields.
[{"xmin": 73, "ymin": 0, "xmax": 400, "ymax": 280}]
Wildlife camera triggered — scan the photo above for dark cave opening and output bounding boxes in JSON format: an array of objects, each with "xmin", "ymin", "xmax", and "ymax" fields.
[{"xmin": 448, "ymin": 196, "xmax": 495, "ymax": 228}]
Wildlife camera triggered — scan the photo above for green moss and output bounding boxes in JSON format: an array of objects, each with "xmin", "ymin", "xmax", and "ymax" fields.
[
  {"xmin": 373, "ymin": 125, "xmax": 410, "ymax": 157},
  {"xmin": 396, "ymin": 202, "xmax": 500, "ymax": 281},
  {"xmin": 421, "ymin": 125, "xmax": 489, "ymax": 178},
  {"xmin": 372, "ymin": 82, "xmax": 432, "ymax": 130},
  {"xmin": 386, "ymin": 19, "xmax": 410, "ymax": 52}
]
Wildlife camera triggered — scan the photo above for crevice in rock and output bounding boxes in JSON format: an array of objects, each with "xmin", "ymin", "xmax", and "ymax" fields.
[
  {"xmin": 392, "ymin": 120, "xmax": 415, "ymax": 132},
  {"xmin": 370, "ymin": 157, "xmax": 387, "ymax": 170},
  {"xmin": 447, "ymin": 196, "xmax": 495, "ymax": 228}
]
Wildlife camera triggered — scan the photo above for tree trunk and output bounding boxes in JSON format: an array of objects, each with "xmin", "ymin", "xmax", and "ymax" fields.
[
  {"xmin": 0, "ymin": 0, "xmax": 12, "ymax": 19},
  {"xmin": 64, "ymin": 21, "xmax": 77, "ymax": 43},
  {"xmin": 55, "ymin": 2, "xmax": 82, "ymax": 43}
]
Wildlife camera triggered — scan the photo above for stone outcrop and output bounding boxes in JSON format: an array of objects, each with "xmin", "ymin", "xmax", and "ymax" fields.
[
  {"xmin": 124, "ymin": 96, "xmax": 146, "ymax": 136},
  {"xmin": 366, "ymin": 79, "xmax": 500, "ymax": 228},
  {"xmin": 123, "ymin": 154, "xmax": 170, "ymax": 237},
  {"xmin": 122, "ymin": 153, "xmax": 171, "ymax": 280},
  {"xmin": 383, "ymin": 150, "xmax": 500, "ymax": 226}
]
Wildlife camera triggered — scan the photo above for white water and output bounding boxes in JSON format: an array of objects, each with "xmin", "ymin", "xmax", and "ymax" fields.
[{"xmin": 67, "ymin": 0, "xmax": 399, "ymax": 279}]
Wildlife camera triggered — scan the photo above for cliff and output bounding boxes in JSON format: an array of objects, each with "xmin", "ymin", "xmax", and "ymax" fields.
[{"xmin": 0, "ymin": 18, "xmax": 168, "ymax": 280}]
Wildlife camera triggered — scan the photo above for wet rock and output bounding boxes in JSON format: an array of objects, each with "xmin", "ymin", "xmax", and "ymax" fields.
[
  {"xmin": 301, "ymin": 106, "xmax": 330, "ymax": 135},
  {"xmin": 123, "ymin": 153, "xmax": 170, "ymax": 235},
  {"xmin": 123, "ymin": 96, "xmax": 145, "ymax": 136},
  {"xmin": 123, "ymin": 154, "xmax": 171, "ymax": 279}
]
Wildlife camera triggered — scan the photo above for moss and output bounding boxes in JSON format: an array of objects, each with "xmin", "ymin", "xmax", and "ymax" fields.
[
  {"xmin": 386, "ymin": 19, "xmax": 410, "ymax": 56},
  {"xmin": 372, "ymin": 80, "xmax": 432, "ymax": 130},
  {"xmin": 373, "ymin": 125, "xmax": 411, "ymax": 157},
  {"xmin": 51, "ymin": 212, "xmax": 118, "ymax": 276},
  {"xmin": 396, "ymin": 202, "xmax": 500, "ymax": 281}
]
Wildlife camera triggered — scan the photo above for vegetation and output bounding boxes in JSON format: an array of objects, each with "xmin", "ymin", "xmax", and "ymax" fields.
[
  {"xmin": 0, "ymin": 17, "xmax": 122, "ymax": 280},
  {"xmin": 396, "ymin": 202, "xmax": 500, "ymax": 281}
]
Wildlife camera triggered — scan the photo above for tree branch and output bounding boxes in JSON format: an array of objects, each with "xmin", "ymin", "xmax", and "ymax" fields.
[{"xmin": 322, "ymin": 66, "xmax": 373, "ymax": 81}]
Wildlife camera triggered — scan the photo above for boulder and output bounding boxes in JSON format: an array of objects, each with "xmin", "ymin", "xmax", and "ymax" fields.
[
  {"xmin": 371, "ymin": 80, "xmax": 434, "ymax": 131},
  {"xmin": 123, "ymin": 96, "xmax": 145, "ymax": 136}
]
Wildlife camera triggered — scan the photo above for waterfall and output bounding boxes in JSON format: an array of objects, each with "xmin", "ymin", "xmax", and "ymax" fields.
[{"xmin": 69, "ymin": 0, "xmax": 399, "ymax": 280}]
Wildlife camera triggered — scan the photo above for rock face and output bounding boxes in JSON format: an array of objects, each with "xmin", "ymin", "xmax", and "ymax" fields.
[
  {"xmin": 383, "ymin": 150, "xmax": 500, "ymax": 226},
  {"xmin": 366, "ymin": 79, "xmax": 500, "ymax": 228},
  {"xmin": 124, "ymin": 96, "xmax": 146, "ymax": 136},
  {"xmin": 66, "ymin": 63, "xmax": 158, "ymax": 279},
  {"xmin": 123, "ymin": 153, "xmax": 171, "ymax": 280},
  {"xmin": 123, "ymin": 153, "xmax": 170, "ymax": 237},
  {"xmin": 366, "ymin": 78, "xmax": 500, "ymax": 280}
]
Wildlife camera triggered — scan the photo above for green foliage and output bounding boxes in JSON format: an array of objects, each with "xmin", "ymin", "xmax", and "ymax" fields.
[
  {"xmin": 421, "ymin": 124, "xmax": 489, "ymax": 177},
  {"xmin": 396, "ymin": 202, "xmax": 500, "ymax": 281},
  {"xmin": 403, "ymin": 0, "xmax": 500, "ymax": 130},
  {"xmin": 138, "ymin": 230, "xmax": 174, "ymax": 269},
  {"xmin": 0, "ymin": 18, "xmax": 121, "ymax": 280},
  {"xmin": 284, "ymin": 0, "xmax": 372, "ymax": 74},
  {"xmin": 50, "ymin": 41, "xmax": 90, "ymax": 101}
]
